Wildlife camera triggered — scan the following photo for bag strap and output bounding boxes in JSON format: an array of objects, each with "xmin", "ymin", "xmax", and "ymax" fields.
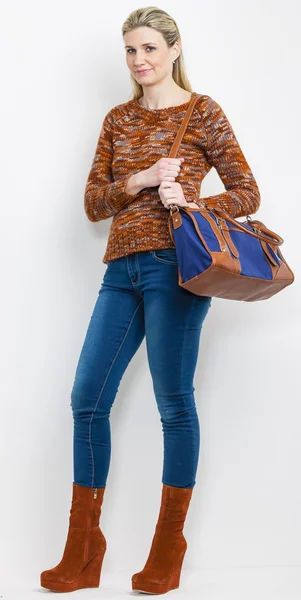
[{"xmin": 168, "ymin": 93, "xmax": 203, "ymax": 157}]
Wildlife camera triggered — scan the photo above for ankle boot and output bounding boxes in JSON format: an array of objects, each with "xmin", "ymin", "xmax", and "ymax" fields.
[
  {"xmin": 40, "ymin": 483, "xmax": 107, "ymax": 592},
  {"xmin": 131, "ymin": 483, "xmax": 193, "ymax": 594}
]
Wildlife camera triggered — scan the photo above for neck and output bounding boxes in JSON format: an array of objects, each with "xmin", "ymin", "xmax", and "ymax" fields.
[{"xmin": 139, "ymin": 83, "xmax": 187, "ymax": 110}]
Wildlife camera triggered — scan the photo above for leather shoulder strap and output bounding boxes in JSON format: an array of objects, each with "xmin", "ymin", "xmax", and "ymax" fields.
[{"xmin": 169, "ymin": 94, "xmax": 203, "ymax": 158}]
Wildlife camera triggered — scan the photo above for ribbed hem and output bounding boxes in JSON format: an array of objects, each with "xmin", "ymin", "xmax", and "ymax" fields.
[{"xmin": 102, "ymin": 212, "xmax": 175, "ymax": 263}]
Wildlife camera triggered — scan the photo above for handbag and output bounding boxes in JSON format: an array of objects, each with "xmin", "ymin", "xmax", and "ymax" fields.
[{"xmin": 167, "ymin": 94, "xmax": 295, "ymax": 301}]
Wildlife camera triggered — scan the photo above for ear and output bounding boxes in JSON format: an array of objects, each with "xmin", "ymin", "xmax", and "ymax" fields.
[{"xmin": 173, "ymin": 41, "xmax": 181, "ymax": 61}]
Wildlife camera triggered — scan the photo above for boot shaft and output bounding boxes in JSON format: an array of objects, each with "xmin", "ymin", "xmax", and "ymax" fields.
[
  {"xmin": 156, "ymin": 484, "xmax": 193, "ymax": 529},
  {"xmin": 69, "ymin": 484, "xmax": 106, "ymax": 528}
]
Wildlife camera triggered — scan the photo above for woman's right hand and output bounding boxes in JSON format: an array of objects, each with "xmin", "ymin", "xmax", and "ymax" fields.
[{"xmin": 141, "ymin": 157, "xmax": 185, "ymax": 188}]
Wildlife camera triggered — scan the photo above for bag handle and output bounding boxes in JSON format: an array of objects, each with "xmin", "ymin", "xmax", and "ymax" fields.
[{"xmin": 208, "ymin": 208, "xmax": 284, "ymax": 246}]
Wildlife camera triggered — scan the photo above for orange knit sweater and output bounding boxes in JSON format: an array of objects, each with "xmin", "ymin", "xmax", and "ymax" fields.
[{"xmin": 84, "ymin": 91, "xmax": 261, "ymax": 264}]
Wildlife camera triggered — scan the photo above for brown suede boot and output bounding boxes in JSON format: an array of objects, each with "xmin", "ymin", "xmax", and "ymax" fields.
[
  {"xmin": 131, "ymin": 483, "xmax": 193, "ymax": 594},
  {"xmin": 40, "ymin": 483, "xmax": 107, "ymax": 592}
]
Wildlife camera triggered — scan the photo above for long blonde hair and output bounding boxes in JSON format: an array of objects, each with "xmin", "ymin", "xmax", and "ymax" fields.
[{"xmin": 122, "ymin": 6, "xmax": 192, "ymax": 100}]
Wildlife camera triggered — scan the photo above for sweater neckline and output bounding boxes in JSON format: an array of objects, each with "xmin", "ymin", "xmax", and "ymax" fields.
[{"xmin": 131, "ymin": 91, "xmax": 198, "ymax": 117}]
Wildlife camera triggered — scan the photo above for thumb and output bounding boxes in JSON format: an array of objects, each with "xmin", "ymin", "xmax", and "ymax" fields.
[{"xmin": 160, "ymin": 180, "xmax": 173, "ymax": 188}]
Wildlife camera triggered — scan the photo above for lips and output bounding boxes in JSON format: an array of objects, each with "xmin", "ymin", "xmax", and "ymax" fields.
[{"xmin": 136, "ymin": 69, "xmax": 151, "ymax": 74}]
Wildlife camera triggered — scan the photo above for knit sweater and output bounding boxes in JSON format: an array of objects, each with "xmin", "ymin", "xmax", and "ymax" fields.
[{"xmin": 84, "ymin": 91, "xmax": 261, "ymax": 264}]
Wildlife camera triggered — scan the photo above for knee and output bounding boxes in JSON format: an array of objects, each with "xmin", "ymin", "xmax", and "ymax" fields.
[
  {"xmin": 156, "ymin": 392, "xmax": 198, "ymax": 422},
  {"xmin": 70, "ymin": 389, "xmax": 111, "ymax": 422}
]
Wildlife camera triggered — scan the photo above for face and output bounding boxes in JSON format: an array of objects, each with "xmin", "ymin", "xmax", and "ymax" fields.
[{"xmin": 124, "ymin": 26, "xmax": 179, "ymax": 87}]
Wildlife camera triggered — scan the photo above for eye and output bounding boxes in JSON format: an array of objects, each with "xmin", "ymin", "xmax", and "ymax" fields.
[{"xmin": 126, "ymin": 46, "xmax": 156, "ymax": 54}]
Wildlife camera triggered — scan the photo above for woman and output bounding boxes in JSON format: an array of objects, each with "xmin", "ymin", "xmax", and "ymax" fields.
[{"xmin": 40, "ymin": 6, "xmax": 260, "ymax": 595}]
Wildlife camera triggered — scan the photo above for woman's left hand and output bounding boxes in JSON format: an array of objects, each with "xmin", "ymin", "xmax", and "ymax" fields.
[
  {"xmin": 158, "ymin": 181, "xmax": 191, "ymax": 209},
  {"xmin": 158, "ymin": 181, "xmax": 204, "ymax": 210}
]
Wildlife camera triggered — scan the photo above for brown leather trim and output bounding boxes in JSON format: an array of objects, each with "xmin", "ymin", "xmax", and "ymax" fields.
[
  {"xmin": 260, "ymin": 241, "xmax": 279, "ymax": 267},
  {"xmin": 277, "ymin": 246, "xmax": 294, "ymax": 275},
  {"xmin": 210, "ymin": 252, "xmax": 241, "ymax": 274},
  {"xmin": 168, "ymin": 215, "xmax": 176, "ymax": 243},
  {"xmin": 274, "ymin": 260, "xmax": 295, "ymax": 282},
  {"xmin": 198, "ymin": 211, "xmax": 229, "ymax": 253},
  {"xmin": 185, "ymin": 212, "xmax": 215, "ymax": 255},
  {"xmin": 178, "ymin": 263, "xmax": 294, "ymax": 301},
  {"xmin": 170, "ymin": 209, "xmax": 182, "ymax": 230},
  {"xmin": 216, "ymin": 218, "xmax": 240, "ymax": 258},
  {"xmin": 189, "ymin": 210, "xmax": 230, "ymax": 254},
  {"xmin": 168, "ymin": 211, "xmax": 211, "ymax": 255}
]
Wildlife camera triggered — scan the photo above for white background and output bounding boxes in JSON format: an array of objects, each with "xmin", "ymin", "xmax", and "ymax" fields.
[{"xmin": 1, "ymin": 0, "xmax": 300, "ymax": 597}]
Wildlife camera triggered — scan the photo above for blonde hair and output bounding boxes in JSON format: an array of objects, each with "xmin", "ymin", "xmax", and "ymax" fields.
[{"xmin": 122, "ymin": 6, "xmax": 192, "ymax": 100}]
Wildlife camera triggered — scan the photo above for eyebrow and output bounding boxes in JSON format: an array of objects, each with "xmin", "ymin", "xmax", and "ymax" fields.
[{"xmin": 124, "ymin": 42, "xmax": 157, "ymax": 48}]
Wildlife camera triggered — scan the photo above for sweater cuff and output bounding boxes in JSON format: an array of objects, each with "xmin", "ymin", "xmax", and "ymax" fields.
[
  {"xmin": 190, "ymin": 198, "xmax": 207, "ymax": 209},
  {"xmin": 106, "ymin": 172, "xmax": 141, "ymax": 213},
  {"xmin": 198, "ymin": 192, "xmax": 244, "ymax": 218}
]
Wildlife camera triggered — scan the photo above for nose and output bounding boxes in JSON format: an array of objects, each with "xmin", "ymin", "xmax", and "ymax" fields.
[{"xmin": 133, "ymin": 52, "xmax": 147, "ymax": 66}]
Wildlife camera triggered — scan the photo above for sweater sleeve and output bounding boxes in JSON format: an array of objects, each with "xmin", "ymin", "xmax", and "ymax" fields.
[
  {"xmin": 194, "ymin": 96, "xmax": 261, "ymax": 218},
  {"xmin": 84, "ymin": 110, "xmax": 141, "ymax": 221}
]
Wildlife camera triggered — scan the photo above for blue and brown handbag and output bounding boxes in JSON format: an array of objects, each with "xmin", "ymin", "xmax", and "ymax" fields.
[
  {"xmin": 167, "ymin": 94, "xmax": 294, "ymax": 302},
  {"xmin": 168, "ymin": 205, "xmax": 294, "ymax": 301}
]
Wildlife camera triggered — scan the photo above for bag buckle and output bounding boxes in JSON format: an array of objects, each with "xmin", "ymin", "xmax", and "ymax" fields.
[
  {"xmin": 245, "ymin": 215, "xmax": 260, "ymax": 234},
  {"xmin": 169, "ymin": 204, "xmax": 179, "ymax": 215},
  {"xmin": 216, "ymin": 216, "xmax": 226, "ymax": 229}
]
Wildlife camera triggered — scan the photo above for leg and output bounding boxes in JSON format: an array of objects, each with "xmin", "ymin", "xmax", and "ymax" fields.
[
  {"xmin": 41, "ymin": 260, "xmax": 145, "ymax": 592},
  {"xmin": 70, "ymin": 261, "xmax": 145, "ymax": 488},
  {"xmin": 131, "ymin": 249, "xmax": 212, "ymax": 594},
  {"xmin": 144, "ymin": 283, "xmax": 211, "ymax": 488}
]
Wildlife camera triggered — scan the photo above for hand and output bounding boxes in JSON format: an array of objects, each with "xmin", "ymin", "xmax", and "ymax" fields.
[
  {"xmin": 158, "ymin": 181, "xmax": 192, "ymax": 209},
  {"xmin": 141, "ymin": 157, "xmax": 185, "ymax": 188}
]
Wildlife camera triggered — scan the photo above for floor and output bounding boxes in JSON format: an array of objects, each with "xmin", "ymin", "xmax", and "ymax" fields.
[{"xmin": 1, "ymin": 566, "xmax": 300, "ymax": 599}]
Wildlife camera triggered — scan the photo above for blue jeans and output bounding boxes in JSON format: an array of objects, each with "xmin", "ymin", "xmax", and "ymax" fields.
[{"xmin": 70, "ymin": 248, "xmax": 212, "ymax": 489}]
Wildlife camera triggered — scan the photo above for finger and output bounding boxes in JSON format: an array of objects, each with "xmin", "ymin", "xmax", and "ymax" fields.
[
  {"xmin": 166, "ymin": 166, "xmax": 181, "ymax": 173},
  {"xmin": 166, "ymin": 158, "xmax": 184, "ymax": 165},
  {"xmin": 162, "ymin": 166, "xmax": 181, "ymax": 174},
  {"xmin": 161, "ymin": 172, "xmax": 179, "ymax": 181},
  {"xmin": 160, "ymin": 180, "xmax": 174, "ymax": 188},
  {"xmin": 163, "ymin": 193, "xmax": 177, "ymax": 201}
]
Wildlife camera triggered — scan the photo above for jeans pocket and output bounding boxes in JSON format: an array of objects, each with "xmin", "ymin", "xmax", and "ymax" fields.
[{"xmin": 151, "ymin": 248, "xmax": 178, "ymax": 265}]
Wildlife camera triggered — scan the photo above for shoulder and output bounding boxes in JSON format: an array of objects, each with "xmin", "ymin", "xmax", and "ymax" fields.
[
  {"xmin": 194, "ymin": 93, "xmax": 225, "ymax": 119},
  {"xmin": 103, "ymin": 97, "xmax": 136, "ymax": 125}
]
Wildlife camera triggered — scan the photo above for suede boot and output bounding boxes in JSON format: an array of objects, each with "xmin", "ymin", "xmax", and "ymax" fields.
[
  {"xmin": 132, "ymin": 483, "xmax": 193, "ymax": 594},
  {"xmin": 40, "ymin": 483, "xmax": 107, "ymax": 592}
]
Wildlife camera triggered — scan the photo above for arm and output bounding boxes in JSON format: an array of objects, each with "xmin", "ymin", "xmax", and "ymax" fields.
[
  {"xmin": 84, "ymin": 110, "xmax": 143, "ymax": 221},
  {"xmin": 194, "ymin": 97, "xmax": 261, "ymax": 218}
]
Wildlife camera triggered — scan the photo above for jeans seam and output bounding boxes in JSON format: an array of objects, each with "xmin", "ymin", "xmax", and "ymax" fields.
[
  {"xmin": 180, "ymin": 295, "xmax": 198, "ymax": 488},
  {"xmin": 88, "ymin": 298, "xmax": 144, "ymax": 487},
  {"xmin": 126, "ymin": 254, "xmax": 143, "ymax": 295},
  {"xmin": 135, "ymin": 252, "xmax": 141, "ymax": 284}
]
